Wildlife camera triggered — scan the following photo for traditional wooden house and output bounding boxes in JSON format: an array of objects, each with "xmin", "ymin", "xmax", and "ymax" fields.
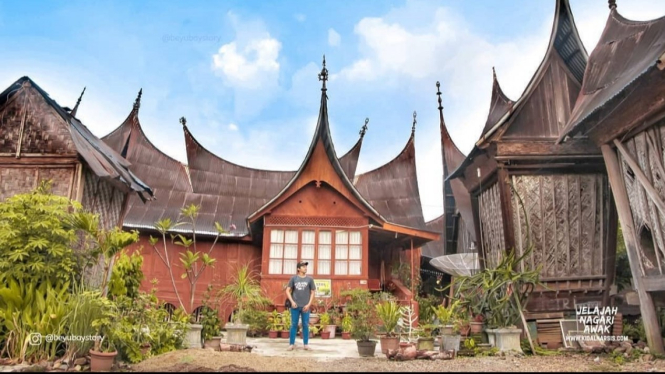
[
  {"xmin": 103, "ymin": 58, "xmax": 440, "ymax": 319},
  {"xmin": 448, "ymin": 0, "xmax": 618, "ymax": 313},
  {"xmin": 0, "ymin": 76, "xmax": 153, "ymax": 285},
  {"xmin": 557, "ymin": 0, "xmax": 665, "ymax": 354}
]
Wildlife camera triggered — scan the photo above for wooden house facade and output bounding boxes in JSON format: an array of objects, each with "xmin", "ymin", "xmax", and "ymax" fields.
[
  {"xmin": 557, "ymin": 0, "xmax": 665, "ymax": 353},
  {"xmin": 0, "ymin": 77, "xmax": 153, "ymax": 286},
  {"xmin": 448, "ymin": 0, "xmax": 618, "ymax": 313},
  {"xmin": 102, "ymin": 60, "xmax": 440, "ymax": 320}
]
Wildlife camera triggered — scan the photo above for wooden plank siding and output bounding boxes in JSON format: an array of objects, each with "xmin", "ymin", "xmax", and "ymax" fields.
[
  {"xmin": 618, "ymin": 126, "xmax": 665, "ymax": 277},
  {"xmin": 510, "ymin": 174, "xmax": 609, "ymax": 278}
]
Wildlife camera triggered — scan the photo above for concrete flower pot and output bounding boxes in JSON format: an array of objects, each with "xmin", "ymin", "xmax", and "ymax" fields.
[
  {"xmin": 225, "ymin": 323, "xmax": 249, "ymax": 346},
  {"xmin": 485, "ymin": 328, "xmax": 497, "ymax": 347},
  {"xmin": 185, "ymin": 323, "xmax": 203, "ymax": 349},
  {"xmin": 357, "ymin": 340, "xmax": 377, "ymax": 357},
  {"xmin": 440, "ymin": 334, "xmax": 461, "ymax": 352},
  {"xmin": 494, "ymin": 327, "xmax": 523, "ymax": 353}
]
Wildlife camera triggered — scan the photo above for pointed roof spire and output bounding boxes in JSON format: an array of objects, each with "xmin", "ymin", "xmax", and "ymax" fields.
[
  {"xmin": 318, "ymin": 55, "xmax": 328, "ymax": 92},
  {"xmin": 608, "ymin": 0, "xmax": 617, "ymax": 10},
  {"xmin": 133, "ymin": 88, "xmax": 143, "ymax": 112},
  {"xmin": 436, "ymin": 81, "xmax": 443, "ymax": 112},
  {"xmin": 179, "ymin": 116, "xmax": 187, "ymax": 128},
  {"xmin": 360, "ymin": 117, "xmax": 369, "ymax": 138},
  {"xmin": 411, "ymin": 111, "xmax": 417, "ymax": 136},
  {"xmin": 70, "ymin": 86, "xmax": 86, "ymax": 117}
]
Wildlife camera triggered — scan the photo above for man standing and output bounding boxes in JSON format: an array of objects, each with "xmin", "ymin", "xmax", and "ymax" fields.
[{"xmin": 286, "ymin": 261, "xmax": 316, "ymax": 351}]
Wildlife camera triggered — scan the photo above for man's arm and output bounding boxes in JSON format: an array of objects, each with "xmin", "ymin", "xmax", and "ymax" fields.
[
  {"xmin": 286, "ymin": 277, "xmax": 297, "ymax": 307},
  {"xmin": 303, "ymin": 278, "xmax": 316, "ymax": 311}
]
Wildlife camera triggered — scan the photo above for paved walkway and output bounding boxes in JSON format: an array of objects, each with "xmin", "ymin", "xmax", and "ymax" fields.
[{"xmin": 247, "ymin": 336, "xmax": 385, "ymax": 359}]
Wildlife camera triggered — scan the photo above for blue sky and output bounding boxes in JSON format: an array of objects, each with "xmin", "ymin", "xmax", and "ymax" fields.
[{"xmin": 2, "ymin": 0, "xmax": 664, "ymax": 220}]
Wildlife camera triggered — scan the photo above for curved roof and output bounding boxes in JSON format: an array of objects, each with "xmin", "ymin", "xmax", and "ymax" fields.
[
  {"xmin": 480, "ymin": 68, "xmax": 515, "ymax": 137},
  {"xmin": 339, "ymin": 133, "xmax": 365, "ymax": 181},
  {"xmin": 354, "ymin": 131, "xmax": 426, "ymax": 229},
  {"xmin": 102, "ymin": 97, "xmax": 191, "ymax": 192},
  {"xmin": 478, "ymin": 0, "xmax": 587, "ymax": 144},
  {"xmin": 558, "ymin": 8, "xmax": 665, "ymax": 141},
  {"xmin": 248, "ymin": 69, "xmax": 385, "ymax": 224},
  {"xmin": 421, "ymin": 214, "xmax": 444, "ymax": 258},
  {"xmin": 0, "ymin": 77, "xmax": 152, "ymax": 200}
]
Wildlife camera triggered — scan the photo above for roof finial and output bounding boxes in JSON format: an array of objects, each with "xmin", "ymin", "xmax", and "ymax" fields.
[
  {"xmin": 608, "ymin": 0, "xmax": 617, "ymax": 10},
  {"xmin": 436, "ymin": 81, "xmax": 443, "ymax": 111},
  {"xmin": 70, "ymin": 86, "xmax": 86, "ymax": 117},
  {"xmin": 179, "ymin": 116, "xmax": 187, "ymax": 127},
  {"xmin": 412, "ymin": 111, "xmax": 417, "ymax": 135},
  {"xmin": 133, "ymin": 88, "xmax": 143, "ymax": 111},
  {"xmin": 360, "ymin": 118, "xmax": 369, "ymax": 138},
  {"xmin": 318, "ymin": 55, "xmax": 328, "ymax": 91}
]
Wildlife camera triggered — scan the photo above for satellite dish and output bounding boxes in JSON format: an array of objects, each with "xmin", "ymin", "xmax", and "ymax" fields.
[{"xmin": 429, "ymin": 253, "xmax": 479, "ymax": 277}]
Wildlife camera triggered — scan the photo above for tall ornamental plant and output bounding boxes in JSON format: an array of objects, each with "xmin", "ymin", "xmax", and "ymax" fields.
[{"xmin": 149, "ymin": 204, "xmax": 233, "ymax": 313}]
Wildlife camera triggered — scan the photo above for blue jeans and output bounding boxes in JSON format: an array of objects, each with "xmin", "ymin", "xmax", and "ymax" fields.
[{"xmin": 289, "ymin": 306, "xmax": 310, "ymax": 346}]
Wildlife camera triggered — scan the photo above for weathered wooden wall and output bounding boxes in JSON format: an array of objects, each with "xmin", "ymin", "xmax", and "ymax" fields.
[
  {"xmin": 511, "ymin": 174, "xmax": 610, "ymax": 278},
  {"xmin": 619, "ymin": 127, "xmax": 665, "ymax": 277},
  {"xmin": 478, "ymin": 182, "xmax": 505, "ymax": 268},
  {"xmin": 133, "ymin": 234, "xmax": 262, "ymax": 320},
  {"xmin": 0, "ymin": 164, "xmax": 77, "ymax": 201}
]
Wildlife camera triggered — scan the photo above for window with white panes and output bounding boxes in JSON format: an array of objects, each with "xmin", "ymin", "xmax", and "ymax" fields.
[
  {"xmin": 335, "ymin": 230, "xmax": 362, "ymax": 275},
  {"xmin": 317, "ymin": 231, "xmax": 332, "ymax": 275},
  {"xmin": 301, "ymin": 230, "xmax": 315, "ymax": 272},
  {"xmin": 269, "ymin": 229, "xmax": 299, "ymax": 274}
]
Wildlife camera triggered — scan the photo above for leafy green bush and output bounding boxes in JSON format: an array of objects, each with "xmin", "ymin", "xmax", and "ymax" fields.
[
  {"xmin": 200, "ymin": 286, "xmax": 222, "ymax": 341},
  {"xmin": 240, "ymin": 309, "xmax": 269, "ymax": 337},
  {"xmin": 109, "ymin": 250, "xmax": 144, "ymax": 299},
  {"xmin": 0, "ymin": 277, "xmax": 70, "ymax": 363},
  {"xmin": 623, "ymin": 318, "xmax": 646, "ymax": 343},
  {"xmin": 341, "ymin": 289, "xmax": 377, "ymax": 341},
  {"xmin": 63, "ymin": 286, "xmax": 106, "ymax": 361},
  {"xmin": 0, "ymin": 182, "xmax": 79, "ymax": 284}
]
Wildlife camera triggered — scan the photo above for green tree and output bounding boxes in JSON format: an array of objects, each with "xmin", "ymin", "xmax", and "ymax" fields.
[{"xmin": 0, "ymin": 181, "xmax": 78, "ymax": 284}]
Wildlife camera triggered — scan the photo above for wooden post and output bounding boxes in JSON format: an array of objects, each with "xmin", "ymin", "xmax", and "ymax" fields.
[
  {"xmin": 410, "ymin": 238, "xmax": 414, "ymax": 301},
  {"xmin": 497, "ymin": 168, "xmax": 516, "ymax": 253},
  {"xmin": 601, "ymin": 144, "xmax": 664, "ymax": 354},
  {"xmin": 614, "ymin": 139, "xmax": 665, "ymax": 216}
]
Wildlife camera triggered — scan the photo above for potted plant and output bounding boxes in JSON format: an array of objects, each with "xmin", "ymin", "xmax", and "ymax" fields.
[
  {"xmin": 341, "ymin": 313, "xmax": 352, "ymax": 340},
  {"xmin": 320, "ymin": 312, "xmax": 331, "ymax": 339},
  {"xmin": 218, "ymin": 262, "xmax": 266, "ymax": 345},
  {"xmin": 397, "ymin": 305, "xmax": 420, "ymax": 349},
  {"xmin": 417, "ymin": 323, "xmax": 436, "ymax": 351},
  {"xmin": 457, "ymin": 308, "xmax": 471, "ymax": 337},
  {"xmin": 281, "ymin": 309, "xmax": 291, "ymax": 339},
  {"xmin": 342, "ymin": 289, "xmax": 378, "ymax": 357},
  {"xmin": 433, "ymin": 301, "xmax": 462, "ymax": 353},
  {"xmin": 470, "ymin": 313, "xmax": 484, "ymax": 335},
  {"xmin": 268, "ymin": 310, "xmax": 282, "ymax": 339},
  {"xmin": 375, "ymin": 300, "xmax": 402, "ymax": 354},
  {"xmin": 200, "ymin": 286, "xmax": 223, "ymax": 350},
  {"xmin": 432, "ymin": 299, "xmax": 461, "ymax": 335},
  {"xmin": 90, "ymin": 298, "xmax": 119, "ymax": 372}
]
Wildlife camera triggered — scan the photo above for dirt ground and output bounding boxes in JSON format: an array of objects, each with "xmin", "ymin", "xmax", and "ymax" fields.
[{"xmin": 130, "ymin": 349, "xmax": 665, "ymax": 372}]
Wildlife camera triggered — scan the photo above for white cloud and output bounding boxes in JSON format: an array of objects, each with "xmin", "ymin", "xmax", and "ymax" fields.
[
  {"xmin": 212, "ymin": 38, "xmax": 281, "ymax": 90},
  {"xmin": 211, "ymin": 12, "xmax": 283, "ymax": 120},
  {"xmin": 328, "ymin": 28, "xmax": 341, "ymax": 47},
  {"xmin": 228, "ymin": 123, "xmax": 238, "ymax": 131}
]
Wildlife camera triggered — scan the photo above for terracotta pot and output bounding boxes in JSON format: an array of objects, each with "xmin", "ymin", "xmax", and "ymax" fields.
[
  {"xmin": 470, "ymin": 322, "xmax": 484, "ymax": 334},
  {"xmin": 342, "ymin": 332, "xmax": 351, "ymax": 340},
  {"xmin": 380, "ymin": 336, "xmax": 400, "ymax": 354},
  {"xmin": 203, "ymin": 337, "xmax": 222, "ymax": 351},
  {"xmin": 460, "ymin": 324, "xmax": 471, "ymax": 337},
  {"xmin": 276, "ymin": 305, "xmax": 285, "ymax": 313},
  {"xmin": 140, "ymin": 345, "xmax": 151, "ymax": 356},
  {"xmin": 89, "ymin": 349, "xmax": 117, "ymax": 372},
  {"xmin": 268, "ymin": 330, "xmax": 279, "ymax": 339},
  {"xmin": 280, "ymin": 330, "xmax": 290, "ymax": 339},
  {"xmin": 321, "ymin": 331, "xmax": 331, "ymax": 339},
  {"xmin": 324, "ymin": 325, "xmax": 337, "ymax": 339},
  {"xmin": 266, "ymin": 305, "xmax": 276, "ymax": 312}
]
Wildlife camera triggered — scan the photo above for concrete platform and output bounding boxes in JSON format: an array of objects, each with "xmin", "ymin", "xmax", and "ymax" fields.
[{"xmin": 246, "ymin": 337, "xmax": 384, "ymax": 359}]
